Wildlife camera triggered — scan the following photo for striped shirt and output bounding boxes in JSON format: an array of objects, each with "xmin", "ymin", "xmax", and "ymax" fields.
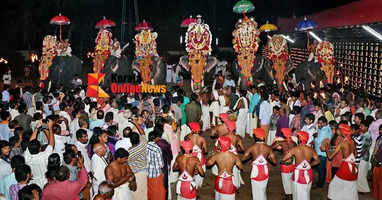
[
  {"xmin": 22, "ymin": 92, "xmax": 33, "ymax": 109},
  {"xmin": 352, "ymin": 133, "xmax": 363, "ymax": 164},
  {"xmin": 146, "ymin": 141, "xmax": 164, "ymax": 178},
  {"xmin": 128, "ymin": 141, "xmax": 147, "ymax": 173}
]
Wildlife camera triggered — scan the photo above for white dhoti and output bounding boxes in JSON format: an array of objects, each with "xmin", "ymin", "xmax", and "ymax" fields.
[
  {"xmin": 176, "ymin": 171, "xmax": 197, "ymax": 200},
  {"xmin": 250, "ymin": 155, "xmax": 269, "ymax": 200},
  {"xmin": 112, "ymin": 182, "xmax": 133, "ymax": 200},
  {"xmin": 328, "ymin": 176, "xmax": 358, "ymax": 200},
  {"xmin": 180, "ymin": 124, "xmax": 191, "ymax": 141},
  {"xmin": 201, "ymin": 104, "xmax": 210, "ymax": 131},
  {"xmin": 170, "ymin": 154, "xmax": 179, "ymax": 184},
  {"xmin": 131, "ymin": 170, "xmax": 147, "ymax": 200},
  {"xmin": 192, "ymin": 145, "xmax": 205, "ymax": 188},
  {"xmin": 356, "ymin": 160, "xmax": 371, "ymax": 193},
  {"xmin": 215, "ymin": 171, "xmax": 236, "ymax": 200},
  {"xmin": 246, "ymin": 113, "xmax": 257, "ymax": 137},
  {"xmin": 281, "ymin": 172, "xmax": 293, "ymax": 195},
  {"xmin": 328, "ymin": 154, "xmax": 358, "ymax": 200},
  {"xmin": 280, "ymin": 164, "xmax": 295, "ymax": 195},
  {"xmin": 233, "ymin": 97, "xmax": 248, "ymax": 138},
  {"xmin": 267, "ymin": 129, "xmax": 276, "ymax": 145},
  {"xmin": 292, "ymin": 160, "xmax": 313, "ymax": 200}
]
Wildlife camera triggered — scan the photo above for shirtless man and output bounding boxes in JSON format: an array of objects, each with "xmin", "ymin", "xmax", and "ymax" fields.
[
  {"xmin": 173, "ymin": 140, "xmax": 205, "ymax": 200},
  {"xmin": 185, "ymin": 122, "xmax": 207, "ymax": 187},
  {"xmin": 105, "ymin": 148, "xmax": 136, "ymax": 200},
  {"xmin": 242, "ymin": 128, "xmax": 276, "ymax": 200},
  {"xmin": 272, "ymin": 128, "xmax": 296, "ymax": 200},
  {"xmin": 326, "ymin": 124, "xmax": 359, "ymax": 200},
  {"xmin": 211, "ymin": 113, "xmax": 245, "ymax": 188},
  {"xmin": 282, "ymin": 131, "xmax": 320, "ymax": 200},
  {"xmin": 93, "ymin": 181, "xmax": 114, "ymax": 200},
  {"xmin": 206, "ymin": 136, "xmax": 243, "ymax": 200}
]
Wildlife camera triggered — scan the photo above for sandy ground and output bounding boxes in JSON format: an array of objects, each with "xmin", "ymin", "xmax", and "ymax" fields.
[{"xmin": 170, "ymin": 130, "xmax": 374, "ymax": 200}]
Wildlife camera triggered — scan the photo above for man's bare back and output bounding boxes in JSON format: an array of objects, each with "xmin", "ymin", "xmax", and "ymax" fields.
[
  {"xmin": 242, "ymin": 143, "xmax": 276, "ymax": 164},
  {"xmin": 207, "ymin": 151, "xmax": 243, "ymax": 176},
  {"xmin": 105, "ymin": 161, "xmax": 136, "ymax": 190},
  {"xmin": 283, "ymin": 145, "xmax": 320, "ymax": 166},
  {"xmin": 327, "ymin": 138, "xmax": 356, "ymax": 160},
  {"xmin": 187, "ymin": 134, "xmax": 207, "ymax": 153},
  {"xmin": 173, "ymin": 154, "xmax": 204, "ymax": 176},
  {"xmin": 273, "ymin": 140, "xmax": 296, "ymax": 163}
]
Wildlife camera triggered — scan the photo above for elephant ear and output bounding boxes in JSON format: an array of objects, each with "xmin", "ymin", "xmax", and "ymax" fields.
[
  {"xmin": 206, "ymin": 56, "xmax": 217, "ymax": 73},
  {"xmin": 179, "ymin": 56, "xmax": 190, "ymax": 71},
  {"xmin": 285, "ymin": 58, "xmax": 295, "ymax": 75}
]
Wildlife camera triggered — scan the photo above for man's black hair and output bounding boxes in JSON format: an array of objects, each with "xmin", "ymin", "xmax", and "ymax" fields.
[
  {"xmin": 129, "ymin": 132, "xmax": 140, "ymax": 146},
  {"xmin": 28, "ymin": 140, "xmax": 41, "ymax": 155},
  {"xmin": 76, "ymin": 129, "xmax": 87, "ymax": 140},
  {"xmin": 115, "ymin": 148, "xmax": 129, "ymax": 159},
  {"xmin": 55, "ymin": 166, "xmax": 70, "ymax": 182},
  {"xmin": 15, "ymin": 164, "xmax": 31, "ymax": 182},
  {"xmin": 10, "ymin": 155, "xmax": 25, "ymax": 169}
]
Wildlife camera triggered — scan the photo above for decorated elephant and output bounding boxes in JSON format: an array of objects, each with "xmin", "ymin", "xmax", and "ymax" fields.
[
  {"xmin": 48, "ymin": 55, "xmax": 83, "ymax": 88},
  {"xmin": 179, "ymin": 55, "xmax": 218, "ymax": 94},
  {"xmin": 132, "ymin": 55, "xmax": 167, "ymax": 85},
  {"xmin": 232, "ymin": 55, "xmax": 275, "ymax": 90},
  {"xmin": 292, "ymin": 60, "xmax": 326, "ymax": 91}
]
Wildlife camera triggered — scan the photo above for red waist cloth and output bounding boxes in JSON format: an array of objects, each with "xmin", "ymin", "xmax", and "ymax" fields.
[
  {"xmin": 336, "ymin": 161, "xmax": 357, "ymax": 181},
  {"xmin": 215, "ymin": 175, "xmax": 235, "ymax": 195}
]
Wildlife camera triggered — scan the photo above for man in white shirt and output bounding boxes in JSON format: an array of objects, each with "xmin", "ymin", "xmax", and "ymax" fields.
[
  {"xmin": 75, "ymin": 129, "xmax": 91, "ymax": 171},
  {"xmin": 115, "ymin": 127, "xmax": 132, "ymax": 151},
  {"xmin": 335, "ymin": 99, "xmax": 350, "ymax": 122},
  {"xmin": 91, "ymin": 143, "xmax": 108, "ymax": 198},
  {"xmin": 24, "ymin": 119, "xmax": 55, "ymax": 189},
  {"xmin": 259, "ymin": 92, "xmax": 272, "ymax": 141}
]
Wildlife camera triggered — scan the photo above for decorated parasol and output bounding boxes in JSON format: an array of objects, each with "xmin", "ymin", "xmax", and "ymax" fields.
[
  {"xmin": 233, "ymin": 0, "xmax": 255, "ymax": 15},
  {"xmin": 295, "ymin": 16, "xmax": 317, "ymax": 31},
  {"xmin": 135, "ymin": 20, "xmax": 153, "ymax": 31},
  {"xmin": 180, "ymin": 16, "xmax": 197, "ymax": 28},
  {"xmin": 260, "ymin": 21, "xmax": 278, "ymax": 32},
  {"xmin": 50, "ymin": 13, "xmax": 70, "ymax": 42},
  {"xmin": 95, "ymin": 16, "xmax": 116, "ymax": 29},
  {"xmin": 295, "ymin": 16, "xmax": 318, "ymax": 50}
]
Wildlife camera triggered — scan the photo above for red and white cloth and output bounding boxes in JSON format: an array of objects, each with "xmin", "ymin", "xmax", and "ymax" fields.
[
  {"xmin": 292, "ymin": 160, "xmax": 313, "ymax": 200},
  {"xmin": 250, "ymin": 155, "xmax": 269, "ymax": 200},
  {"xmin": 215, "ymin": 171, "xmax": 236, "ymax": 200},
  {"xmin": 192, "ymin": 145, "xmax": 205, "ymax": 188},
  {"xmin": 280, "ymin": 164, "xmax": 294, "ymax": 195},
  {"xmin": 176, "ymin": 171, "xmax": 197, "ymax": 200},
  {"xmin": 328, "ymin": 154, "xmax": 359, "ymax": 200}
]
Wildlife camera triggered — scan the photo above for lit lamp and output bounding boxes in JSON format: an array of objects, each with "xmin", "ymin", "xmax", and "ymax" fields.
[{"xmin": 30, "ymin": 53, "xmax": 38, "ymax": 63}]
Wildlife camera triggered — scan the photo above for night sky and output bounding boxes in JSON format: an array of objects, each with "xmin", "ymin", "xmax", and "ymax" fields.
[{"xmin": 0, "ymin": 0, "xmax": 357, "ymax": 55}]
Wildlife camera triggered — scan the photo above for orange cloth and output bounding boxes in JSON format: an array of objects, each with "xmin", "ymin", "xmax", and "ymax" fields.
[
  {"xmin": 181, "ymin": 140, "xmax": 194, "ymax": 154},
  {"xmin": 281, "ymin": 128, "xmax": 292, "ymax": 138},
  {"xmin": 217, "ymin": 136, "xmax": 231, "ymax": 152},
  {"xmin": 147, "ymin": 173, "xmax": 166, "ymax": 200},
  {"xmin": 326, "ymin": 160, "xmax": 332, "ymax": 183},
  {"xmin": 373, "ymin": 167, "xmax": 382, "ymax": 200},
  {"xmin": 253, "ymin": 128, "xmax": 265, "ymax": 139},
  {"xmin": 188, "ymin": 122, "xmax": 201, "ymax": 134},
  {"xmin": 297, "ymin": 131, "xmax": 309, "ymax": 145}
]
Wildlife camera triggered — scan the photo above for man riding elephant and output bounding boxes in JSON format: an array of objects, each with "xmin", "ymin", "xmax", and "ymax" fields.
[{"xmin": 93, "ymin": 28, "xmax": 113, "ymax": 73}]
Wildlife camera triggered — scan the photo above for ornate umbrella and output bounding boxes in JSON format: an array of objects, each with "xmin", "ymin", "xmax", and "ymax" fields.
[
  {"xmin": 50, "ymin": 13, "xmax": 70, "ymax": 42},
  {"xmin": 180, "ymin": 16, "xmax": 197, "ymax": 28},
  {"xmin": 260, "ymin": 21, "xmax": 278, "ymax": 32},
  {"xmin": 233, "ymin": 0, "xmax": 255, "ymax": 14},
  {"xmin": 295, "ymin": 16, "xmax": 317, "ymax": 31},
  {"xmin": 135, "ymin": 20, "xmax": 153, "ymax": 31},
  {"xmin": 95, "ymin": 16, "xmax": 116, "ymax": 29},
  {"xmin": 295, "ymin": 16, "xmax": 318, "ymax": 50}
]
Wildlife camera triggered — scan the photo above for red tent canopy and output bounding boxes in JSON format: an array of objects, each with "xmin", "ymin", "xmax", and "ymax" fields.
[
  {"xmin": 180, "ymin": 16, "xmax": 197, "ymax": 28},
  {"xmin": 95, "ymin": 17, "xmax": 116, "ymax": 29},
  {"xmin": 278, "ymin": 0, "xmax": 382, "ymax": 32},
  {"xmin": 135, "ymin": 20, "xmax": 153, "ymax": 31},
  {"xmin": 50, "ymin": 13, "xmax": 70, "ymax": 25}
]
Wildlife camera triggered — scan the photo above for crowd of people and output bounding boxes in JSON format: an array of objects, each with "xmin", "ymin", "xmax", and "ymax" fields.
[{"xmin": 0, "ymin": 72, "xmax": 380, "ymax": 200}]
